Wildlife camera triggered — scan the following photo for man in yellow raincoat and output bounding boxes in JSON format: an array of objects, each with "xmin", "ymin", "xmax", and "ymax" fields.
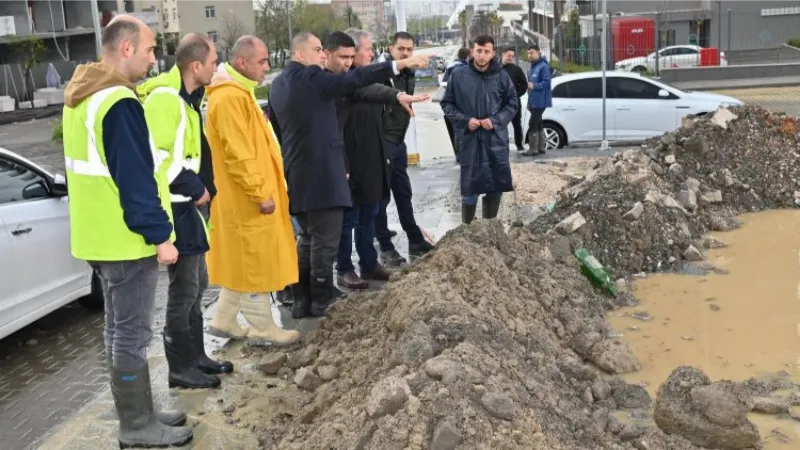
[{"xmin": 204, "ymin": 35, "xmax": 300, "ymax": 347}]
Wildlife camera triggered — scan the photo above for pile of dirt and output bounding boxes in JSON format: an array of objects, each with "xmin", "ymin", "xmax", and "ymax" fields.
[
  {"xmin": 218, "ymin": 221, "xmax": 705, "ymax": 450},
  {"xmin": 529, "ymin": 105, "xmax": 800, "ymax": 277}
]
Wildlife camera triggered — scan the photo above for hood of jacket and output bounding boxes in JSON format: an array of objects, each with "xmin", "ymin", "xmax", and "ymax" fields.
[
  {"xmin": 207, "ymin": 62, "xmax": 258, "ymax": 100},
  {"xmin": 466, "ymin": 57, "xmax": 502, "ymax": 75},
  {"xmin": 64, "ymin": 62, "xmax": 137, "ymax": 107},
  {"xmin": 532, "ymin": 56, "xmax": 550, "ymax": 67},
  {"xmin": 136, "ymin": 64, "xmax": 181, "ymax": 98}
]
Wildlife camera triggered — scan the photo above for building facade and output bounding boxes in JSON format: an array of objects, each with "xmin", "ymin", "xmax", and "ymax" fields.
[{"xmin": 332, "ymin": 0, "xmax": 386, "ymax": 33}]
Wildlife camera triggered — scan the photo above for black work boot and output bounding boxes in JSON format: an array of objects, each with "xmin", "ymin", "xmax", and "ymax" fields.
[
  {"xmin": 189, "ymin": 310, "xmax": 233, "ymax": 375},
  {"xmin": 482, "ymin": 196, "xmax": 502, "ymax": 220},
  {"xmin": 275, "ymin": 286, "xmax": 293, "ymax": 307},
  {"xmin": 380, "ymin": 249, "xmax": 407, "ymax": 268},
  {"xmin": 462, "ymin": 204, "xmax": 477, "ymax": 224},
  {"xmin": 291, "ymin": 270, "xmax": 313, "ymax": 319},
  {"xmin": 102, "ymin": 354, "xmax": 186, "ymax": 426},
  {"xmin": 163, "ymin": 334, "xmax": 221, "ymax": 389},
  {"xmin": 409, "ymin": 239, "xmax": 434, "ymax": 258},
  {"xmin": 309, "ymin": 274, "xmax": 338, "ymax": 317},
  {"xmin": 111, "ymin": 363, "xmax": 193, "ymax": 448}
]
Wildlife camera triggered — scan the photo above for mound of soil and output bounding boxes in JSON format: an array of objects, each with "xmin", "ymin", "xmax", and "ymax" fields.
[
  {"xmin": 529, "ymin": 106, "xmax": 800, "ymax": 277},
  {"xmin": 224, "ymin": 222, "xmax": 702, "ymax": 450}
]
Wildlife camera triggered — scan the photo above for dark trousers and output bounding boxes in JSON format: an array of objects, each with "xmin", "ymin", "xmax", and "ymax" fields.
[
  {"xmin": 444, "ymin": 117, "xmax": 458, "ymax": 158},
  {"xmin": 376, "ymin": 140, "xmax": 424, "ymax": 252},
  {"xmin": 296, "ymin": 207, "xmax": 344, "ymax": 283},
  {"xmin": 512, "ymin": 102, "xmax": 524, "ymax": 149},
  {"xmin": 336, "ymin": 202, "xmax": 380, "ymax": 275},
  {"xmin": 165, "ymin": 254, "xmax": 208, "ymax": 343},
  {"xmin": 528, "ymin": 107, "xmax": 545, "ymax": 138},
  {"xmin": 92, "ymin": 256, "xmax": 159, "ymax": 370}
]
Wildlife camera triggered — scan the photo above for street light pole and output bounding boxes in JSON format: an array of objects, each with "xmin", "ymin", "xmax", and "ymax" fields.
[
  {"xmin": 90, "ymin": 0, "xmax": 102, "ymax": 59},
  {"xmin": 600, "ymin": 0, "xmax": 609, "ymax": 151},
  {"xmin": 287, "ymin": 0, "xmax": 293, "ymax": 44}
]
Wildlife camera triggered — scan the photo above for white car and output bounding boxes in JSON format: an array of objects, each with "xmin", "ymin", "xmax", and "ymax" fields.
[
  {"xmin": 615, "ymin": 45, "xmax": 728, "ymax": 73},
  {"xmin": 535, "ymin": 71, "xmax": 742, "ymax": 149},
  {"xmin": 0, "ymin": 147, "xmax": 102, "ymax": 341}
]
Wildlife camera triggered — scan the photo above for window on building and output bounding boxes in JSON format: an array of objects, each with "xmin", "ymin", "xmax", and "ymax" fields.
[
  {"xmin": 205, "ymin": 6, "xmax": 216, "ymax": 19},
  {"xmin": 663, "ymin": 29, "xmax": 676, "ymax": 46},
  {"xmin": 762, "ymin": 6, "xmax": 800, "ymax": 16},
  {"xmin": 172, "ymin": 8, "xmax": 177, "ymax": 21},
  {"xmin": 208, "ymin": 31, "xmax": 218, "ymax": 43}
]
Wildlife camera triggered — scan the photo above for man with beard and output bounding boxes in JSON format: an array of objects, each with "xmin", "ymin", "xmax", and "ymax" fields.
[
  {"xmin": 332, "ymin": 29, "xmax": 429, "ymax": 289},
  {"xmin": 139, "ymin": 33, "xmax": 232, "ymax": 389},
  {"xmin": 440, "ymin": 35, "xmax": 517, "ymax": 224},
  {"xmin": 374, "ymin": 31, "xmax": 435, "ymax": 268},
  {"xmin": 268, "ymin": 32, "xmax": 428, "ymax": 318}
]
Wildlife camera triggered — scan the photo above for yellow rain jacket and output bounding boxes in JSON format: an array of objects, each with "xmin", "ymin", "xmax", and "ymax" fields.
[{"xmin": 204, "ymin": 64, "xmax": 297, "ymax": 292}]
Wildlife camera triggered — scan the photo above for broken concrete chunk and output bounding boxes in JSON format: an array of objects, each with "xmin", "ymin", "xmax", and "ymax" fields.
[
  {"xmin": 690, "ymin": 382, "xmax": 753, "ymax": 428},
  {"xmin": 752, "ymin": 396, "xmax": 790, "ymax": 414},
  {"xmin": 316, "ymin": 365, "xmax": 339, "ymax": 381},
  {"xmin": 664, "ymin": 154, "xmax": 676, "ymax": 165},
  {"xmin": 702, "ymin": 236, "xmax": 728, "ymax": 249},
  {"xmin": 556, "ymin": 211, "xmax": 587, "ymax": 235},
  {"xmin": 668, "ymin": 163, "xmax": 684, "ymax": 177},
  {"xmin": 683, "ymin": 137, "xmax": 708, "ymax": 156},
  {"xmin": 677, "ymin": 190, "xmax": 697, "ymax": 210},
  {"xmin": 293, "ymin": 367, "xmax": 322, "ymax": 391},
  {"xmin": 699, "ymin": 190, "xmax": 723, "ymax": 204},
  {"xmin": 590, "ymin": 340, "xmax": 642, "ymax": 374},
  {"xmin": 623, "ymin": 202, "xmax": 644, "ymax": 221},
  {"xmin": 424, "ymin": 356, "xmax": 464, "ymax": 383},
  {"xmin": 683, "ymin": 245, "xmax": 704, "ymax": 261},
  {"xmin": 258, "ymin": 353, "xmax": 288, "ymax": 375},
  {"xmin": 430, "ymin": 418, "xmax": 462, "ymax": 450},
  {"xmin": 681, "ymin": 178, "xmax": 701, "ymax": 192},
  {"xmin": 711, "ymin": 107, "xmax": 738, "ymax": 129}
]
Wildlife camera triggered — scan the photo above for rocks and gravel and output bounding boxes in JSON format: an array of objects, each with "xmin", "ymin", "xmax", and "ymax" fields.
[{"xmin": 529, "ymin": 106, "xmax": 800, "ymax": 277}]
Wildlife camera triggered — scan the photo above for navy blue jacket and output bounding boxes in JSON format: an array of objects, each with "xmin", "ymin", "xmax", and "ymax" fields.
[
  {"xmin": 440, "ymin": 58, "xmax": 517, "ymax": 197},
  {"xmin": 527, "ymin": 57, "xmax": 552, "ymax": 109},
  {"xmin": 102, "ymin": 100, "xmax": 172, "ymax": 247},
  {"xmin": 268, "ymin": 61, "xmax": 396, "ymax": 214},
  {"xmin": 167, "ymin": 83, "xmax": 213, "ymax": 256}
]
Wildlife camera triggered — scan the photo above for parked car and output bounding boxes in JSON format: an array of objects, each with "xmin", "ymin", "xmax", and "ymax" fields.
[
  {"xmin": 433, "ymin": 56, "xmax": 446, "ymax": 72},
  {"xmin": 534, "ymin": 71, "xmax": 742, "ymax": 150},
  {"xmin": 614, "ymin": 45, "xmax": 728, "ymax": 72},
  {"xmin": 0, "ymin": 147, "xmax": 103, "ymax": 341}
]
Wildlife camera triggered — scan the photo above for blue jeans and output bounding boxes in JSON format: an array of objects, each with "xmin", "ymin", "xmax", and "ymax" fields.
[
  {"xmin": 463, "ymin": 192, "xmax": 502, "ymax": 206},
  {"xmin": 336, "ymin": 202, "xmax": 380, "ymax": 274}
]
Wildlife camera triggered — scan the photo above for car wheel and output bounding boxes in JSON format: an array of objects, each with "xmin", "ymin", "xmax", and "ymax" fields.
[
  {"xmin": 542, "ymin": 122, "xmax": 566, "ymax": 150},
  {"xmin": 78, "ymin": 273, "xmax": 105, "ymax": 310},
  {"xmin": 632, "ymin": 66, "xmax": 647, "ymax": 73}
]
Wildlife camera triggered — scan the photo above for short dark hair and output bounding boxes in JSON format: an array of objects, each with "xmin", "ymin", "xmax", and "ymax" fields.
[
  {"xmin": 324, "ymin": 31, "xmax": 355, "ymax": 51},
  {"xmin": 457, "ymin": 47, "xmax": 471, "ymax": 60},
  {"xmin": 473, "ymin": 35, "xmax": 494, "ymax": 48},
  {"xmin": 528, "ymin": 44, "xmax": 541, "ymax": 51},
  {"xmin": 392, "ymin": 31, "xmax": 414, "ymax": 45},
  {"xmin": 102, "ymin": 19, "xmax": 141, "ymax": 51},
  {"xmin": 176, "ymin": 33, "xmax": 213, "ymax": 72},
  {"xmin": 502, "ymin": 47, "xmax": 515, "ymax": 54}
]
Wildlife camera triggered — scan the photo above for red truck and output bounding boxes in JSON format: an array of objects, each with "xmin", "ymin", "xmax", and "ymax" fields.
[{"xmin": 612, "ymin": 17, "xmax": 655, "ymax": 63}]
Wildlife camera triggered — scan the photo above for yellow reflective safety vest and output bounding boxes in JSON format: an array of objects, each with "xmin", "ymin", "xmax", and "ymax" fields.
[{"xmin": 63, "ymin": 85, "xmax": 174, "ymax": 261}]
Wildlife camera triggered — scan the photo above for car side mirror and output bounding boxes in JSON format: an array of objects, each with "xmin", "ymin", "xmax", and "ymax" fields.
[
  {"xmin": 52, "ymin": 173, "xmax": 68, "ymax": 197},
  {"xmin": 658, "ymin": 89, "xmax": 670, "ymax": 98},
  {"xmin": 22, "ymin": 180, "xmax": 50, "ymax": 200}
]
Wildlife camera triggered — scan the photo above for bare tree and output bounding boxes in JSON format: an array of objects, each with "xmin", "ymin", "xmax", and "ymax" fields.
[{"xmin": 220, "ymin": 14, "xmax": 247, "ymax": 59}]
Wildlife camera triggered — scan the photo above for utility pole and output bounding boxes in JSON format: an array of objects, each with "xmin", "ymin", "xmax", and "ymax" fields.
[
  {"xmin": 347, "ymin": 0, "xmax": 352, "ymax": 28},
  {"xmin": 600, "ymin": 0, "xmax": 609, "ymax": 151},
  {"xmin": 90, "ymin": 0, "xmax": 102, "ymax": 59}
]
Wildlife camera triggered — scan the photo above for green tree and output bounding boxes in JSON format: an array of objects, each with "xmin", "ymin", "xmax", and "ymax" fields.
[
  {"xmin": 9, "ymin": 36, "xmax": 46, "ymax": 108},
  {"xmin": 458, "ymin": 10, "xmax": 468, "ymax": 48}
]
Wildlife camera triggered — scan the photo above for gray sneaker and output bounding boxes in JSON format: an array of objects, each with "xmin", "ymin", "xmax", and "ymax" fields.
[{"xmin": 380, "ymin": 249, "xmax": 407, "ymax": 267}]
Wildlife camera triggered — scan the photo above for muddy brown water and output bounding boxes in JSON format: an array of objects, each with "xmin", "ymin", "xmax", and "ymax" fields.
[{"xmin": 608, "ymin": 210, "xmax": 800, "ymax": 449}]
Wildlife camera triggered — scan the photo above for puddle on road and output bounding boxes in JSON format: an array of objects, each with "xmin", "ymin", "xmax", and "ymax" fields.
[{"xmin": 608, "ymin": 210, "xmax": 800, "ymax": 448}]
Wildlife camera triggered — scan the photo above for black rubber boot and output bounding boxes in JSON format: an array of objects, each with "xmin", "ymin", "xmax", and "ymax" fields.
[
  {"xmin": 521, "ymin": 132, "xmax": 540, "ymax": 157},
  {"xmin": 482, "ymin": 196, "xmax": 502, "ymax": 220},
  {"xmin": 111, "ymin": 363, "xmax": 193, "ymax": 448},
  {"xmin": 462, "ymin": 204, "xmax": 477, "ymax": 224},
  {"xmin": 189, "ymin": 310, "xmax": 233, "ymax": 375},
  {"xmin": 102, "ymin": 355, "xmax": 186, "ymax": 426},
  {"xmin": 309, "ymin": 274, "xmax": 338, "ymax": 317},
  {"xmin": 409, "ymin": 239, "xmax": 434, "ymax": 257},
  {"xmin": 538, "ymin": 130, "xmax": 547, "ymax": 154},
  {"xmin": 163, "ymin": 334, "xmax": 221, "ymax": 389},
  {"xmin": 291, "ymin": 270, "xmax": 313, "ymax": 319}
]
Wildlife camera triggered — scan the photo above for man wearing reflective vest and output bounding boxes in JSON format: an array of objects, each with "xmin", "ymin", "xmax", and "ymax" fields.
[
  {"xmin": 138, "ymin": 33, "xmax": 233, "ymax": 390},
  {"xmin": 62, "ymin": 16, "xmax": 191, "ymax": 449}
]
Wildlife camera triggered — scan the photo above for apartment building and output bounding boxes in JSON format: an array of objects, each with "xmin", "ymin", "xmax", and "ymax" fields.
[{"xmin": 331, "ymin": 0, "xmax": 386, "ymax": 33}]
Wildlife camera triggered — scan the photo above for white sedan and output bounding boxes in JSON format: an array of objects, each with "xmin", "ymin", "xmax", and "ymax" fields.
[
  {"xmin": 615, "ymin": 45, "xmax": 728, "ymax": 72},
  {"xmin": 0, "ymin": 147, "xmax": 102, "ymax": 340},
  {"xmin": 531, "ymin": 71, "xmax": 742, "ymax": 150}
]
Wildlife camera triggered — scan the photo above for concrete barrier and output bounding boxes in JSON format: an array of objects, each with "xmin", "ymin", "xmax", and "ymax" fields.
[{"xmin": 660, "ymin": 63, "xmax": 800, "ymax": 84}]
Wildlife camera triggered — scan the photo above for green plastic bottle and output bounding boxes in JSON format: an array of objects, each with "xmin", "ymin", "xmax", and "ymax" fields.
[{"xmin": 575, "ymin": 248, "xmax": 617, "ymax": 297}]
